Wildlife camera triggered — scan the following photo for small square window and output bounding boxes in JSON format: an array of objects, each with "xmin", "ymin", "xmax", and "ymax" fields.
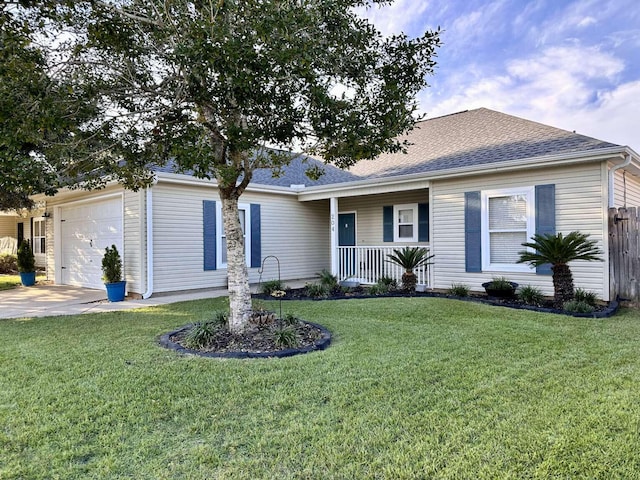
[{"xmin": 394, "ymin": 204, "xmax": 418, "ymax": 242}]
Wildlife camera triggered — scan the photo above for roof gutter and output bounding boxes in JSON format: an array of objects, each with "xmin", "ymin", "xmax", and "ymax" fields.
[
  {"xmin": 298, "ymin": 146, "xmax": 631, "ymax": 200},
  {"xmin": 608, "ymin": 153, "xmax": 633, "ymax": 208},
  {"xmin": 142, "ymin": 185, "xmax": 154, "ymax": 299}
]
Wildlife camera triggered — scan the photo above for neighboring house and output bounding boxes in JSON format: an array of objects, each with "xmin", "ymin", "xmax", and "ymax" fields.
[
  {"xmin": 0, "ymin": 210, "xmax": 47, "ymax": 267},
  {"xmin": 6, "ymin": 108, "xmax": 640, "ymax": 300}
]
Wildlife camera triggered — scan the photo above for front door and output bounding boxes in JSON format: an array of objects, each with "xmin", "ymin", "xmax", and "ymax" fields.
[
  {"xmin": 338, "ymin": 213, "xmax": 355, "ymax": 246},
  {"xmin": 338, "ymin": 213, "xmax": 356, "ymax": 278}
]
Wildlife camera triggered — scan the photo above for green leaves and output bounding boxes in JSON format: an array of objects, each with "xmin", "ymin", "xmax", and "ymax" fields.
[
  {"xmin": 517, "ymin": 232, "xmax": 603, "ymax": 267},
  {"xmin": 3, "ymin": 0, "xmax": 440, "ymax": 205},
  {"xmin": 386, "ymin": 246, "xmax": 434, "ymax": 272}
]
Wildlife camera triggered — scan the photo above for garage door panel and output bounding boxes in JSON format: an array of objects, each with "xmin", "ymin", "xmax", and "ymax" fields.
[{"xmin": 60, "ymin": 198, "xmax": 123, "ymax": 289}]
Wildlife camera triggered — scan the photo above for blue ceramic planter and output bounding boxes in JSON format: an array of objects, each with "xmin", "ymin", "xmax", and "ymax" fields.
[
  {"xmin": 105, "ymin": 281, "xmax": 126, "ymax": 302},
  {"xmin": 20, "ymin": 271, "xmax": 36, "ymax": 287}
]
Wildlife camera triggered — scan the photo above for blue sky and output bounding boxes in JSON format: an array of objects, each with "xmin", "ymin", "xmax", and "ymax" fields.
[{"xmin": 359, "ymin": 0, "xmax": 640, "ymax": 151}]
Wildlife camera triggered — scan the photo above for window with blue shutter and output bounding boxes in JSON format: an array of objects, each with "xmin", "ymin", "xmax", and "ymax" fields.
[
  {"xmin": 418, "ymin": 203, "xmax": 429, "ymax": 242},
  {"xmin": 383, "ymin": 206, "xmax": 393, "ymax": 242},
  {"xmin": 465, "ymin": 184, "xmax": 556, "ymax": 274},
  {"xmin": 250, "ymin": 203, "xmax": 261, "ymax": 268}
]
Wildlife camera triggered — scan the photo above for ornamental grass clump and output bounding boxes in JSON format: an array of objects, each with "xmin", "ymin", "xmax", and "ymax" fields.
[
  {"xmin": 260, "ymin": 279, "xmax": 286, "ymax": 296},
  {"xmin": 448, "ymin": 283, "xmax": 470, "ymax": 297},
  {"xmin": 272, "ymin": 325, "xmax": 299, "ymax": 348},
  {"xmin": 574, "ymin": 288, "xmax": 598, "ymax": 306},
  {"xmin": 518, "ymin": 285, "xmax": 545, "ymax": 306},
  {"xmin": 563, "ymin": 300, "xmax": 595, "ymax": 314}
]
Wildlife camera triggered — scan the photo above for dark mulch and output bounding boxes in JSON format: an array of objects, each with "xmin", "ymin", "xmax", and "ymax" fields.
[
  {"xmin": 255, "ymin": 287, "xmax": 619, "ymax": 318},
  {"xmin": 160, "ymin": 320, "xmax": 332, "ymax": 359}
]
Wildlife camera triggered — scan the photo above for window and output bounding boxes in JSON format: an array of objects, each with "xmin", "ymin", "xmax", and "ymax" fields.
[
  {"xmin": 33, "ymin": 218, "xmax": 46, "ymax": 255},
  {"xmin": 217, "ymin": 204, "xmax": 251, "ymax": 268},
  {"xmin": 394, "ymin": 204, "xmax": 418, "ymax": 242},
  {"xmin": 481, "ymin": 187, "xmax": 534, "ymax": 272}
]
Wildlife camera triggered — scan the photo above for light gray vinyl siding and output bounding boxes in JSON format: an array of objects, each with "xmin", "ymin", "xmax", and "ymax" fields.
[
  {"xmin": 613, "ymin": 167, "xmax": 640, "ymax": 208},
  {"xmin": 151, "ymin": 183, "xmax": 329, "ymax": 293},
  {"xmin": 431, "ymin": 163, "xmax": 609, "ymax": 300},
  {"xmin": 0, "ymin": 216, "xmax": 17, "ymax": 254},
  {"xmin": 337, "ymin": 190, "xmax": 429, "ymax": 246},
  {"xmin": 123, "ymin": 189, "xmax": 144, "ymax": 294}
]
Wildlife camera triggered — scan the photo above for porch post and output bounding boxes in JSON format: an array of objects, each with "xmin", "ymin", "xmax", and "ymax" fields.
[{"xmin": 330, "ymin": 197, "xmax": 339, "ymax": 276}]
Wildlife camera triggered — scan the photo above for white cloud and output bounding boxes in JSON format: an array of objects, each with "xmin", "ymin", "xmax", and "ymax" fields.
[
  {"xmin": 355, "ymin": 0, "xmax": 432, "ymax": 37},
  {"xmin": 419, "ymin": 44, "xmax": 639, "ymax": 151}
]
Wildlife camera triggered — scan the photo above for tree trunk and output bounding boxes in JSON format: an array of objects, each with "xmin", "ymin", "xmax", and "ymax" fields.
[
  {"xmin": 402, "ymin": 271, "xmax": 417, "ymax": 293},
  {"xmin": 221, "ymin": 195, "xmax": 252, "ymax": 333},
  {"xmin": 551, "ymin": 263, "xmax": 574, "ymax": 308}
]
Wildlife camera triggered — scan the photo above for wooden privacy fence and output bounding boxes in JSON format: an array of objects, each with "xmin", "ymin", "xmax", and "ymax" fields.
[{"xmin": 609, "ymin": 207, "xmax": 640, "ymax": 303}]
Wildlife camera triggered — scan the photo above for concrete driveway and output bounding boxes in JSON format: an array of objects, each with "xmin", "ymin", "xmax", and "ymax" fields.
[
  {"xmin": 0, "ymin": 284, "xmax": 108, "ymax": 319},
  {"xmin": 0, "ymin": 283, "xmax": 235, "ymax": 319}
]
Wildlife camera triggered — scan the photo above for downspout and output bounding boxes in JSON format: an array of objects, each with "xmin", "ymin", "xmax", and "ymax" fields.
[
  {"xmin": 142, "ymin": 187, "xmax": 154, "ymax": 299},
  {"xmin": 608, "ymin": 154, "xmax": 632, "ymax": 207}
]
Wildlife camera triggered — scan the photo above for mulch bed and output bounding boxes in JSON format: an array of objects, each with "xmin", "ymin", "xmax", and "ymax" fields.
[
  {"xmin": 159, "ymin": 320, "xmax": 331, "ymax": 359},
  {"xmin": 254, "ymin": 287, "xmax": 619, "ymax": 318}
]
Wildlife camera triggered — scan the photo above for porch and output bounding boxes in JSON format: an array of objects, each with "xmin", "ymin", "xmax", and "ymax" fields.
[{"xmin": 338, "ymin": 245, "xmax": 432, "ymax": 287}]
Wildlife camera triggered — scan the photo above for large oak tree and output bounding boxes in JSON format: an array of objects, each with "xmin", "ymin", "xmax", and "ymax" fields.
[{"xmin": 5, "ymin": 0, "xmax": 440, "ymax": 332}]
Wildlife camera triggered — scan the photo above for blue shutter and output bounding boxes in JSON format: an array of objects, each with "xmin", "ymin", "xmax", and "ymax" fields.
[
  {"xmin": 203, "ymin": 200, "xmax": 216, "ymax": 271},
  {"xmin": 418, "ymin": 203, "xmax": 429, "ymax": 242},
  {"xmin": 383, "ymin": 206, "xmax": 393, "ymax": 242},
  {"xmin": 535, "ymin": 184, "xmax": 555, "ymax": 275},
  {"xmin": 250, "ymin": 203, "xmax": 261, "ymax": 268},
  {"xmin": 465, "ymin": 191, "xmax": 482, "ymax": 272}
]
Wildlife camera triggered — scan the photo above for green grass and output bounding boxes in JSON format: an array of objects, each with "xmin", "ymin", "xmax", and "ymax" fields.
[
  {"xmin": 1, "ymin": 297, "xmax": 640, "ymax": 479},
  {"xmin": 0, "ymin": 275, "xmax": 21, "ymax": 290},
  {"xmin": 0, "ymin": 273, "xmax": 46, "ymax": 290}
]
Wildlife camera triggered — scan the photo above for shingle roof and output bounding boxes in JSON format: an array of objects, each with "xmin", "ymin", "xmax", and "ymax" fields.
[
  {"xmin": 345, "ymin": 108, "xmax": 619, "ymax": 181},
  {"xmin": 155, "ymin": 108, "xmax": 620, "ymax": 188}
]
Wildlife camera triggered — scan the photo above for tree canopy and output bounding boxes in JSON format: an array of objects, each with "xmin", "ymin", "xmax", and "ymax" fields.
[{"xmin": 2, "ymin": 0, "xmax": 441, "ymax": 330}]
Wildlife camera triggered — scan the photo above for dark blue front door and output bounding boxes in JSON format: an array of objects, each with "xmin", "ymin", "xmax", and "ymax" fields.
[
  {"xmin": 338, "ymin": 213, "xmax": 356, "ymax": 246},
  {"xmin": 338, "ymin": 213, "xmax": 356, "ymax": 278}
]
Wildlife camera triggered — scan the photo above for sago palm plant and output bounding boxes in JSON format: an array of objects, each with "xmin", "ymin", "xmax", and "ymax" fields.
[
  {"xmin": 386, "ymin": 246, "xmax": 434, "ymax": 292},
  {"xmin": 517, "ymin": 232, "xmax": 602, "ymax": 308}
]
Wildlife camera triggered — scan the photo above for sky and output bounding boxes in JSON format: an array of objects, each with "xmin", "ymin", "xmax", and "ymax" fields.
[{"xmin": 358, "ymin": 0, "xmax": 640, "ymax": 152}]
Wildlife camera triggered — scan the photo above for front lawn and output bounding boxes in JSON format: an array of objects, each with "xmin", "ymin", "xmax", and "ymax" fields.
[
  {"xmin": 0, "ymin": 273, "xmax": 46, "ymax": 290},
  {"xmin": 1, "ymin": 298, "xmax": 640, "ymax": 479},
  {"xmin": 0, "ymin": 275, "xmax": 22, "ymax": 290}
]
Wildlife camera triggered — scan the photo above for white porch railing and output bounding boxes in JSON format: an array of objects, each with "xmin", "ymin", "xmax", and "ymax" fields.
[{"xmin": 338, "ymin": 245, "xmax": 431, "ymax": 287}]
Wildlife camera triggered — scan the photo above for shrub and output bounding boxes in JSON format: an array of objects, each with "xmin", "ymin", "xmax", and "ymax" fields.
[
  {"xmin": 260, "ymin": 279, "xmax": 286, "ymax": 296},
  {"xmin": 518, "ymin": 285, "xmax": 545, "ymax": 306},
  {"xmin": 316, "ymin": 269, "xmax": 339, "ymax": 289},
  {"xmin": 368, "ymin": 277, "xmax": 398, "ymax": 295},
  {"xmin": 448, "ymin": 283, "xmax": 470, "ymax": 297},
  {"xmin": 574, "ymin": 288, "xmax": 598, "ymax": 306},
  {"xmin": 305, "ymin": 282, "xmax": 329, "ymax": 298},
  {"xmin": 272, "ymin": 325, "xmax": 299, "ymax": 348},
  {"xmin": 210, "ymin": 310, "xmax": 228, "ymax": 327},
  {"xmin": 282, "ymin": 313, "xmax": 299, "ymax": 326},
  {"xmin": 101, "ymin": 245, "xmax": 123, "ymax": 283},
  {"xmin": 563, "ymin": 300, "xmax": 595, "ymax": 314},
  {"xmin": 183, "ymin": 321, "xmax": 221, "ymax": 349},
  {"xmin": 16, "ymin": 240, "xmax": 35, "ymax": 273},
  {"xmin": 0, "ymin": 254, "xmax": 18, "ymax": 274}
]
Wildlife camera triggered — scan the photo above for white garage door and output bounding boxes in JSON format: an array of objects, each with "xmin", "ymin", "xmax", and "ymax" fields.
[{"xmin": 60, "ymin": 197, "xmax": 123, "ymax": 289}]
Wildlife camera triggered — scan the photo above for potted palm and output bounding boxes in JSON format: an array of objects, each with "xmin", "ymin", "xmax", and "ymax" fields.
[
  {"xmin": 518, "ymin": 231, "xmax": 602, "ymax": 308},
  {"xmin": 102, "ymin": 245, "xmax": 126, "ymax": 302},
  {"xmin": 386, "ymin": 246, "xmax": 434, "ymax": 293},
  {"xmin": 16, "ymin": 240, "xmax": 36, "ymax": 287}
]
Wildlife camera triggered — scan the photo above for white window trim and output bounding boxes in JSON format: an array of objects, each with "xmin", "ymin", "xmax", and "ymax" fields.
[
  {"xmin": 481, "ymin": 186, "xmax": 535, "ymax": 273},
  {"xmin": 216, "ymin": 202, "xmax": 251, "ymax": 269},
  {"xmin": 393, "ymin": 203, "xmax": 418, "ymax": 242},
  {"xmin": 33, "ymin": 217, "xmax": 46, "ymax": 255}
]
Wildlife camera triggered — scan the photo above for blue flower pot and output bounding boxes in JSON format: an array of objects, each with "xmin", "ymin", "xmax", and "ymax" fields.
[
  {"xmin": 20, "ymin": 271, "xmax": 36, "ymax": 287},
  {"xmin": 105, "ymin": 281, "xmax": 126, "ymax": 302}
]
